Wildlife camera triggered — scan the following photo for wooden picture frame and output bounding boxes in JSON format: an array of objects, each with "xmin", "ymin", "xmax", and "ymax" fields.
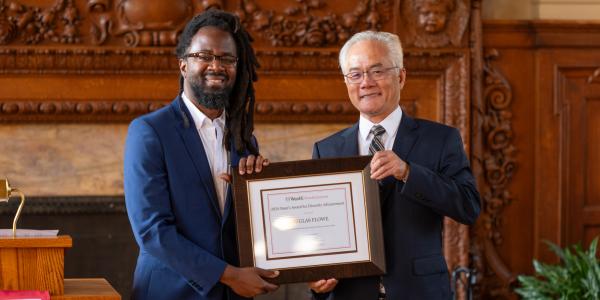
[{"xmin": 232, "ymin": 156, "xmax": 385, "ymax": 284}]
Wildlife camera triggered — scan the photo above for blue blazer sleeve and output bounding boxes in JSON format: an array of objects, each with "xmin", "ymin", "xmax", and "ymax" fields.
[
  {"xmin": 124, "ymin": 118, "xmax": 227, "ymax": 296},
  {"xmin": 400, "ymin": 128, "xmax": 480, "ymax": 225}
]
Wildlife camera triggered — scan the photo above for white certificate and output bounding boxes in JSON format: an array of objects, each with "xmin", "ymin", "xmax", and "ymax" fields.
[
  {"xmin": 247, "ymin": 172, "xmax": 371, "ymax": 270},
  {"xmin": 262, "ymin": 182, "xmax": 357, "ymax": 259}
]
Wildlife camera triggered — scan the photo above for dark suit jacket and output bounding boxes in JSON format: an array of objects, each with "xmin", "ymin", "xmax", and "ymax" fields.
[
  {"xmin": 312, "ymin": 114, "xmax": 480, "ymax": 300},
  {"xmin": 124, "ymin": 96, "xmax": 252, "ymax": 300}
]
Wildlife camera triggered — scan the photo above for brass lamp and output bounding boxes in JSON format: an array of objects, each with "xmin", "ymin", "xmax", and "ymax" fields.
[{"xmin": 0, "ymin": 178, "xmax": 26, "ymax": 238}]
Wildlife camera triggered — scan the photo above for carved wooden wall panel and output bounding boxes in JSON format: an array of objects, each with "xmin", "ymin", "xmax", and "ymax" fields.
[
  {"xmin": 0, "ymin": 0, "xmax": 478, "ymax": 299},
  {"xmin": 0, "ymin": 0, "xmax": 474, "ymax": 124},
  {"xmin": 477, "ymin": 21, "xmax": 600, "ymax": 299},
  {"xmin": 471, "ymin": 47, "xmax": 518, "ymax": 299}
]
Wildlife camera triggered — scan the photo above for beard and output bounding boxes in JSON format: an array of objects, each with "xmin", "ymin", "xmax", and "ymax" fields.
[{"xmin": 188, "ymin": 72, "xmax": 233, "ymax": 110}]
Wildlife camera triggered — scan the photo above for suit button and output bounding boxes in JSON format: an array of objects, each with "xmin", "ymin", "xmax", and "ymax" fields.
[{"xmin": 415, "ymin": 192, "xmax": 424, "ymax": 200}]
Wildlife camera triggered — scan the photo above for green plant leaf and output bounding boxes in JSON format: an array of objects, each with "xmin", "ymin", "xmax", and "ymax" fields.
[{"xmin": 516, "ymin": 237, "xmax": 600, "ymax": 299}]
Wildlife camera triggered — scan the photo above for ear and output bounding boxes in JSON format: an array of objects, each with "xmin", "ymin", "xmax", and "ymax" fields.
[
  {"xmin": 398, "ymin": 68, "xmax": 407, "ymax": 89},
  {"xmin": 179, "ymin": 58, "xmax": 187, "ymax": 78}
]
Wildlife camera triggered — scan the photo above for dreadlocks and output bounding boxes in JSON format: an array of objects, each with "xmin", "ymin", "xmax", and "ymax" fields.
[{"xmin": 176, "ymin": 9, "xmax": 259, "ymax": 155}]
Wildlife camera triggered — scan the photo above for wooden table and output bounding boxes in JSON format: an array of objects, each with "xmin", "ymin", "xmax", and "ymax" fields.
[{"xmin": 52, "ymin": 279, "xmax": 120, "ymax": 300}]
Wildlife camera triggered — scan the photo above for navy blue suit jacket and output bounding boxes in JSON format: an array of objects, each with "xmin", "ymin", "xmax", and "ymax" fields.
[
  {"xmin": 312, "ymin": 114, "xmax": 480, "ymax": 300},
  {"xmin": 124, "ymin": 96, "xmax": 251, "ymax": 300}
]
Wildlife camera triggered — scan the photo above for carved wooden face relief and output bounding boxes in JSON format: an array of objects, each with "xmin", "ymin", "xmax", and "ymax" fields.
[
  {"xmin": 343, "ymin": 40, "xmax": 406, "ymax": 124},
  {"xmin": 416, "ymin": 2, "xmax": 450, "ymax": 33},
  {"xmin": 179, "ymin": 26, "xmax": 237, "ymax": 110}
]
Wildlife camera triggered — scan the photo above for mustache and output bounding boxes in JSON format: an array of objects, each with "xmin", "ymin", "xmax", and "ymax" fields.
[{"xmin": 205, "ymin": 71, "xmax": 229, "ymax": 80}]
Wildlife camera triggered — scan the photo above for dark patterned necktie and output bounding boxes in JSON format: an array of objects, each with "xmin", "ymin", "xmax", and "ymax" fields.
[
  {"xmin": 369, "ymin": 125, "xmax": 386, "ymax": 155},
  {"xmin": 370, "ymin": 124, "xmax": 387, "ymax": 297}
]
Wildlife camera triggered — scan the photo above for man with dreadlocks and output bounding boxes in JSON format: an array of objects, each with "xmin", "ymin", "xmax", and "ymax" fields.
[{"xmin": 124, "ymin": 9, "xmax": 279, "ymax": 300}]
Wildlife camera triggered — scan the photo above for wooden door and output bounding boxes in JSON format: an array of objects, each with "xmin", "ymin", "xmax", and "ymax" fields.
[
  {"xmin": 535, "ymin": 50, "xmax": 600, "ymax": 261},
  {"xmin": 563, "ymin": 67, "xmax": 600, "ymax": 246}
]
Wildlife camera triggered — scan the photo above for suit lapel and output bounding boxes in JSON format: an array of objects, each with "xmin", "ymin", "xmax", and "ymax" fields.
[
  {"xmin": 222, "ymin": 148, "xmax": 242, "ymax": 224},
  {"xmin": 339, "ymin": 123, "xmax": 360, "ymax": 156},
  {"xmin": 223, "ymin": 186, "xmax": 233, "ymax": 225},
  {"xmin": 172, "ymin": 97, "xmax": 222, "ymax": 221},
  {"xmin": 381, "ymin": 114, "xmax": 419, "ymax": 203},
  {"xmin": 392, "ymin": 114, "xmax": 419, "ymax": 161}
]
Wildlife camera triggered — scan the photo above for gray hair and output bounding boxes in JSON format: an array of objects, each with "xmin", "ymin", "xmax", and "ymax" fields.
[{"xmin": 338, "ymin": 31, "xmax": 404, "ymax": 74}]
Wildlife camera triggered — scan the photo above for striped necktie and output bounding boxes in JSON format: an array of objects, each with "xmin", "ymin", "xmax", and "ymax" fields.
[{"xmin": 369, "ymin": 125, "xmax": 386, "ymax": 155}]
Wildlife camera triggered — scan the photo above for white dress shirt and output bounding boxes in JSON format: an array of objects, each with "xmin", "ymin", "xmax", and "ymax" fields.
[
  {"xmin": 182, "ymin": 93, "xmax": 228, "ymax": 214},
  {"xmin": 358, "ymin": 106, "xmax": 403, "ymax": 156}
]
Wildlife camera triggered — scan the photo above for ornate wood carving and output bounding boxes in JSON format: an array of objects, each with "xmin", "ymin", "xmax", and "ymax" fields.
[
  {"xmin": 0, "ymin": 99, "xmax": 361, "ymax": 122},
  {"xmin": 0, "ymin": 49, "xmax": 453, "ymax": 123},
  {"xmin": 471, "ymin": 48, "xmax": 517, "ymax": 298},
  {"xmin": 0, "ymin": 99, "xmax": 417, "ymax": 123},
  {"xmin": 405, "ymin": 50, "xmax": 469, "ymax": 137},
  {"xmin": 0, "ymin": 100, "xmax": 166, "ymax": 122},
  {"xmin": 468, "ymin": 2, "xmax": 485, "ymax": 298},
  {"xmin": 0, "ymin": 0, "xmax": 81, "ymax": 44},
  {"xmin": 0, "ymin": 48, "xmax": 177, "ymax": 73},
  {"xmin": 0, "ymin": 48, "xmax": 338, "ymax": 75},
  {"xmin": 256, "ymin": 99, "xmax": 417, "ymax": 122},
  {"xmin": 232, "ymin": 0, "xmax": 392, "ymax": 47},
  {"xmin": 0, "ymin": 0, "xmax": 472, "ymax": 49},
  {"xmin": 0, "ymin": 48, "xmax": 340, "ymax": 75},
  {"xmin": 256, "ymin": 101, "xmax": 355, "ymax": 122},
  {"xmin": 0, "ymin": 48, "xmax": 339, "ymax": 74},
  {"xmin": 257, "ymin": 50, "xmax": 340, "ymax": 73},
  {"xmin": 0, "ymin": 47, "xmax": 464, "ymax": 75},
  {"xmin": 88, "ymin": 0, "xmax": 193, "ymax": 46},
  {"xmin": 399, "ymin": 0, "xmax": 470, "ymax": 48}
]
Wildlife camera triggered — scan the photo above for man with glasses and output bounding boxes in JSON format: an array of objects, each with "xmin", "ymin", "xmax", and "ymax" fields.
[
  {"xmin": 310, "ymin": 31, "xmax": 480, "ymax": 299},
  {"xmin": 124, "ymin": 9, "xmax": 279, "ymax": 300}
]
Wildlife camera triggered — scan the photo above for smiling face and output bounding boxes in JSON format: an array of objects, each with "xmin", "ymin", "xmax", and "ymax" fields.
[
  {"xmin": 343, "ymin": 40, "xmax": 406, "ymax": 124},
  {"xmin": 179, "ymin": 26, "xmax": 237, "ymax": 112}
]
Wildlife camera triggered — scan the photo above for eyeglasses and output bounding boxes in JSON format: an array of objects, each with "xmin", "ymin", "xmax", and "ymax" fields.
[
  {"xmin": 184, "ymin": 52, "xmax": 238, "ymax": 66},
  {"xmin": 343, "ymin": 66, "xmax": 400, "ymax": 84}
]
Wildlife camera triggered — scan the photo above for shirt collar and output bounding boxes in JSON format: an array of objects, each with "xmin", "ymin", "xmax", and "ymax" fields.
[
  {"xmin": 359, "ymin": 106, "xmax": 403, "ymax": 141},
  {"xmin": 182, "ymin": 92, "xmax": 226, "ymax": 129}
]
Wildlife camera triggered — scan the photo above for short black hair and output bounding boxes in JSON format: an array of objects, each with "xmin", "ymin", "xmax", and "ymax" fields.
[{"xmin": 177, "ymin": 9, "xmax": 259, "ymax": 155}]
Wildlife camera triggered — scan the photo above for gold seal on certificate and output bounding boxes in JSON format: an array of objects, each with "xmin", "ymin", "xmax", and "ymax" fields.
[{"xmin": 232, "ymin": 156, "xmax": 385, "ymax": 284}]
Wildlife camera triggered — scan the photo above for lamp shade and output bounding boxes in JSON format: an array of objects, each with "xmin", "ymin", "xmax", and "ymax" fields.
[{"xmin": 0, "ymin": 179, "xmax": 9, "ymax": 202}]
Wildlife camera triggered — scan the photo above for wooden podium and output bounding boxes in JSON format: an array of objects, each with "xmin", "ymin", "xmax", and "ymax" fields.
[{"xmin": 0, "ymin": 235, "xmax": 120, "ymax": 299}]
